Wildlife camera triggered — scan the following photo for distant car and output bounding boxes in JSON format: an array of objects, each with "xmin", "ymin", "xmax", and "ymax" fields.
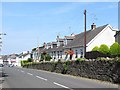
[
  {"xmin": 9, "ymin": 64, "xmax": 14, "ymax": 67},
  {"xmin": 0, "ymin": 64, "xmax": 3, "ymax": 77}
]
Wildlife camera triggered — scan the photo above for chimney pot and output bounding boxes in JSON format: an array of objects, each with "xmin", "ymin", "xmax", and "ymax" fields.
[{"xmin": 91, "ymin": 23, "xmax": 96, "ymax": 30}]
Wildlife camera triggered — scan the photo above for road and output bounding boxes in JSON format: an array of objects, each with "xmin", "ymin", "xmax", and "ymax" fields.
[{"xmin": 1, "ymin": 66, "xmax": 119, "ymax": 89}]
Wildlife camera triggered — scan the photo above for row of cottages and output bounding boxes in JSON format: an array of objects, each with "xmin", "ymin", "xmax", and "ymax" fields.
[
  {"xmin": 3, "ymin": 54, "xmax": 19, "ymax": 65},
  {"xmin": 2, "ymin": 51, "xmax": 32, "ymax": 66},
  {"xmin": 32, "ymin": 23, "xmax": 116, "ymax": 61},
  {"xmin": 16, "ymin": 51, "xmax": 32, "ymax": 66}
]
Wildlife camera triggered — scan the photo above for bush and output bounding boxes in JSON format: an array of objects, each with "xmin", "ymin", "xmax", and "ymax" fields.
[
  {"xmin": 114, "ymin": 57, "xmax": 120, "ymax": 62},
  {"xmin": 77, "ymin": 58, "xmax": 85, "ymax": 61},
  {"xmin": 63, "ymin": 64, "xmax": 68, "ymax": 70},
  {"xmin": 110, "ymin": 42, "xmax": 120, "ymax": 55},
  {"xmin": 45, "ymin": 54, "xmax": 52, "ymax": 61},
  {"xmin": 65, "ymin": 60, "xmax": 71, "ymax": 65},
  {"xmin": 99, "ymin": 44, "xmax": 110, "ymax": 54},
  {"xmin": 62, "ymin": 64, "xmax": 68, "ymax": 74},
  {"xmin": 92, "ymin": 46, "xmax": 99, "ymax": 51},
  {"xmin": 28, "ymin": 58, "xmax": 32, "ymax": 62},
  {"xmin": 96, "ymin": 57, "xmax": 111, "ymax": 61},
  {"xmin": 40, "ymin": 54, "xmax": 52, "ymax": 61},
  {"xmin": 75, "ymin": 58, "xmax": 85, "ymax": 64},
  {"xmin": 21, "ymin": 60, "xmax": 28, "ymax": 66}
]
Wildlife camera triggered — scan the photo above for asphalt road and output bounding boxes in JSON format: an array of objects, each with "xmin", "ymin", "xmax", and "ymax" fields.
[{"xmin": 1, "ymin": 66, "xmax": 119, "ymax": 89}]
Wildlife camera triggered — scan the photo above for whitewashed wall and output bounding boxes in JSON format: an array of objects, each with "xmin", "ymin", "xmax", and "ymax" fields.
[
  {"xmin": 22, "ymin": 54, "xmax": 31, "ymax": 60},
  {"xmin": 15, "ymin": 57, "xmax": 21, "ymax": 66},
  {"xmin": 87, "ymin": 25, "xmax": 115, "ymax": 51}
]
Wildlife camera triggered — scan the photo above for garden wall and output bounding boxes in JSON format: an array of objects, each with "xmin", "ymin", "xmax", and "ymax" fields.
[
  {"xmin": 23, "ymin": 60, "xmax": 120, "ymax": 84},
  {"xmin": 85, "ymin": 51, "xmax": 120, "ymax": 59}
]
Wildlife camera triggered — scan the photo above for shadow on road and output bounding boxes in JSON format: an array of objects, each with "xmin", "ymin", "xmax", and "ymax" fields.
[
  {"xmin": 0, "ymin": 72, "xmax": 9, "ymax": 84},
  {"xmin": 2, "ymin": 72, "xmax": 9, "ymax": 77}
]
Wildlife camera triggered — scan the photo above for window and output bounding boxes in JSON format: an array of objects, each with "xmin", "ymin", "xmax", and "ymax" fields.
[
  {"xmin": 75, "ymin": 50, "xmax": 78, "ymax": 58},
  {"xmin": 80, "ymin": 49, "xmax": 83, "ymax": 58},
  {"xmin": 60, "ymin": 51, "xmax": 62, "ymax": 58},
  {"xmin": 54, "ymin": 51, "xmax": 56, "ymax": 59},
  {"xmin": 57, "ymin": 51, "xmax": 59, "ymax": 58}
]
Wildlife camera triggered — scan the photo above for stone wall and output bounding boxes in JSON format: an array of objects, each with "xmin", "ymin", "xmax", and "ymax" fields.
[{"xmin": 23, "ymin": 60, "xmax": 120, "ymax": 84}]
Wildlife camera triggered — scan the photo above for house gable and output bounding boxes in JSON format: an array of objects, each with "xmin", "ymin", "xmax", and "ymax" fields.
[
  {"xmin": 86, "ymin": 24, "xmax": 115, "ymax": 51},
  {"xmin": 65, "ymin": 24, "xmax": 108, "ymax": 49}
]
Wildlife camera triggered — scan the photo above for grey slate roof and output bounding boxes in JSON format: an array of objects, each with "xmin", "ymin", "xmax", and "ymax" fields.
[
  {"xmin": 43, "ymin": 46, "xmax": 64, "ymax": 53},
  {"xmin": 57, "ymin": 38, "xmax": 64, "ymax": 42},
  {"xmin": 65, "ymin": 24, "xmax": 108, "ymax": 48},
  {"xmin": 65, "ymin": 36, "xmax": 75, "ymax": 40},
  {"xmin": 52, "ymin": 42, "xmax": 57, "ymax": 44}
]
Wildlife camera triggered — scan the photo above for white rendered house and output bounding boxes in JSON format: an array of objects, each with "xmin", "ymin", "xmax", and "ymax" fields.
[
  {"xmin": 64, "ymin": 24, "xmax": 115, "ymax": 60},
  {"xmin": 32, "ymin": 23, "xmax": 116, "ymax": 61}
]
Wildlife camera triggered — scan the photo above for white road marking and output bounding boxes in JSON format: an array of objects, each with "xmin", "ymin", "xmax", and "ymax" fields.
[
  {"xmin": 21, "ymin": 70, "xmax": 25, "ymax": 73},
  {"xmin": 53, "ymin": 82, "xmax": 69, "ymax": 89},
  {"xmin": 27, "ymin": 73, "xmax": 33, "ymax": 76},
  {"xmin": 36, "ymin": 75, "xmax": 47, "ymax": 81}
]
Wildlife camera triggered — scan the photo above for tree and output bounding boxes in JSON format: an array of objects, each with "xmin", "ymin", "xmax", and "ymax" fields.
[
  {"xmin": 45, "ymin": 54, "xmax": 52, "ymax": 61},
  {"xmin": 27, "ymin": 58, "xmax": 32, "ymax": 62},
  {"xmin": 99, "ymin": 44, "xmax": 109, "ymax": 54},
  {"xmin": 110, "ymin": 42, "xmax": 120, "ymax": 55},
  {"xmin": 92, "ymin": 46, "xmax": 99, "ymax": 51},
  {"xmin": 40, "ymin": 53, "xmax": 52, "ymax": 62}
]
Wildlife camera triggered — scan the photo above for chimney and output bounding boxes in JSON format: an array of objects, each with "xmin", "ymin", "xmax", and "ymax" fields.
[
  {"xmin": 57, "ymin": 35, "xmax": 59, "ymax": 39},
  {"xmin": 56, "ymin": 35, "xmax": 59, "ymax": 42},
  {"xmin": 91, "ymin": 23, "xmax": 96, "ymax": 30},
  {"xmin": 43, "ymin": 42, "xmax": 46, "ymax": 48}
]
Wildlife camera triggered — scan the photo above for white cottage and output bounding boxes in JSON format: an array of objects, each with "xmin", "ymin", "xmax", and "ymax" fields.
[
  {"xmin": 64, "ymin": 23, "xmax": 115, "ymax": 60},
  {"xmin": 16, "ymin": 51, "xmax": 32, "ymax": 66}
]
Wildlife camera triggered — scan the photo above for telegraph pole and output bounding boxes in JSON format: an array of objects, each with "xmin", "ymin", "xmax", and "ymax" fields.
[{"xmin": 84, "ymin": 9, "xmax": 86, "ymax": 58}]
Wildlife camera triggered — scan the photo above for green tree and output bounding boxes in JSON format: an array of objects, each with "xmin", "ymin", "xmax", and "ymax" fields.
[
  {"xmin": 40, "ymin": 53, "xmax": 52, "ymax": 61},
  {"xmin": 99, "ymin": 44, "xmax": 109, "ymax": 54},
  {"xmin": 45, "ymin": 54, "xmax": 52, "ymax": 61},
  {"xmin": 110, "ymin": 42, "xmax": 120, "ymax": 55},
  {"xmin": 27, "ymin": 58, "xmax": 32, "ymax": 62},
  {"xmin": 92, "ymin": 46, "xmax": 99, "ymax": 51}
]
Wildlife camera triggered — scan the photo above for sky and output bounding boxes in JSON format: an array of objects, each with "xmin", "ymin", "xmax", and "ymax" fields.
[{"xmin": 0, "ymin": 1, "xmax": 118, "ymax": 55}]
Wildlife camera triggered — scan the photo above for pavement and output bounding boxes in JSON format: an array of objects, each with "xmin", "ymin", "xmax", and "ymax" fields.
[{"xmin": 1, "ymin": 66, "xmax": 119, "ymax": 89}]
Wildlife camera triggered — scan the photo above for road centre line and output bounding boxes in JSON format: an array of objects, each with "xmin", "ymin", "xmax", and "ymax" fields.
[
  {"xmin": 53, "ymin": 82, "xmax": 70, "ymax": 89},
  {"xmin": 21, "ymin": 70, "xmax": 25, "ymax": 73},
  {"xmin": 27, "ymin": 72, "xmax": 33, "ymax": 75},
  {"xmin": 36, "ymin": 75, "xmax": 47, "ymax": 81}
]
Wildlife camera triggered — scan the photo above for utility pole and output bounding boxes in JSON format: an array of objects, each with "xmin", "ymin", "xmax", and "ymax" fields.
[{"xmin": 84, "ymin": 9, "xmax": 86, "ymax": 58}]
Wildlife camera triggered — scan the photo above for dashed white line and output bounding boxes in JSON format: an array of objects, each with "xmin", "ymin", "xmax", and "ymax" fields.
[
  {"xmin": 21, "ymin": 70, "xmax": 25, "ymax": 73},
  {"xmin": 53, "ymin": 82, "xmax": 69, "ymax": 89},
  {"xmin": 27, "ymin": 73, "xmax": 33, "ymax": 76},
  {"xmin": 36, "ymin": 75, "xmax": 47, "ymax": 81}
]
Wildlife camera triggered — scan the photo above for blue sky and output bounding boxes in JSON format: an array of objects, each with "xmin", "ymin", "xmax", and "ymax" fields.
[{"xmin": 1, "ymin": 2, "xmax": 118, "ymax": 54}]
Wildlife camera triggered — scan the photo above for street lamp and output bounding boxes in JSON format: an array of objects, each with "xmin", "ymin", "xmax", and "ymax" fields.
[
  {"xmin": 0, "ymin": 33, "xmax": 6, "ymax": 64},
  {"xmin": 0, "ymin": 33, "xmax": 6, "ymax": 50},
  {"xmin": 0, "ymin": 33, "xmax": 6, "ymax": 35}
]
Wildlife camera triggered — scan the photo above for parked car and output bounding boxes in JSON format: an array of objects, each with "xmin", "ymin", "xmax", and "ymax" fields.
[
  {"xmin": 9, "ymin": 64, "xmax": 14, "ymax": 67},
  {"xmin": 0, "ymin": 64, "xmax": 3, "ymax": 77}
]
